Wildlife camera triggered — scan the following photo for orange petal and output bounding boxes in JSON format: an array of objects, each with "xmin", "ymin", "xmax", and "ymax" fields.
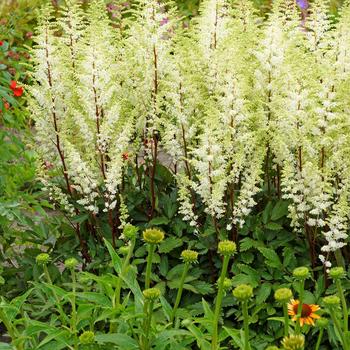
[
  {"xmin": 311, "ymin": 305, "xmax": 320, "ymax": 312},
  {"xmin": 311, "ymin": 313, "xmax": 321, "ymax": 319}
]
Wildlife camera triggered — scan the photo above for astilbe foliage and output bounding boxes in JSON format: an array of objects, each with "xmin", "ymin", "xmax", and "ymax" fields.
[{"xmin": 28, "ymin": 0, "xmax": 350, "ymax": 267}]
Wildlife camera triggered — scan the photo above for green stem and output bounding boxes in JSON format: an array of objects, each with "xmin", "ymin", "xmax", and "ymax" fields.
[
  {"xmin": 145, "ymin": 244, "xmax": 155, "ymax": 289},
  {"xmin": 242, "ymin": 301, "xmax": 250, "ymax": 350},
  {"xmin": 110, "ymin": 240, "xmax": 136, "ymax": 333},
  {"xmin": 170, "ymin": 263, "xmax": 189, "ymax": 324},
  {"xmin": 329, "ymin": 308, "xmax": 349, "ymax": 350},
  {"xmin": 142, "ymin": 300, "xmax": 154, "ymax": 350},
  {"xmin": 295, "ymin": 280, "xmax": 305, "ymax": 335},
  {"xmin": 282, "ymin": 303, "xmax": 289, "ymax": 336},
  {"xmin": 70, "ymin": 268, "xmax": 77, "ymax": 349},
  {"xmin": 43, "ymin": 264, "xmax": 67, "ymax": 325},
  {"xmin": 336, "ymin": 279, "xmax": 348, "ymax": 332},
  {"xmin": 115, "ymin": 239, "xmax": 136, "ymax": 307},
  {"xmin": 315, "ymin": 328, "xmax": 324, "ymax": 350},
  {"xmin": 211, "ymin": 255, "xmax": 230, "ymax": 350}
]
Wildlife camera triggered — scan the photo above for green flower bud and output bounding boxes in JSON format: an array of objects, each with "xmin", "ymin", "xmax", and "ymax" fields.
[
  {"xmin": 119, "ymin": 246, "xmax": 130, "ymax": 255},
  {"xmin": 316, "ymin": 317, "xmax": 329, "ymax": 329},
  {"xmin": 274, "ymin": 288, "xmax": 293, "ymax": 303},
  {"xmin": 36, "ymin": 253, "xmax": 50, "ymax": 265},
  {"xmin": 123, "ymin": 224, "xmax": 139, "ymax": 240},
  {"xmin": 64, "ymin": 258, "xmax": 78, "ymax": 269},
  {"xmin": 232, "ymin": 284, "xmax": 253, "ymax": 301},
  {"xmin": 293, "ymin": 267, "xmax": 309, "ymax": 280},
  {"xmin": 266, "ymin": 346, "xmax": 280, "ymax": 350},
  {"xmin": 143, "ymin": 228, "xmax": 165, "ymax": 244},
  {"xmin": 143, "ymin": 287, "xmax": 161, "ymax": 301},
  {"xmin": 223, "ymin": 277, "xmax": 233, "ymax": 291},
  {"xmin": 218, "ymin": 240, "xmax": 237, "ymax": 256},
  {"xmin": 323, "ymin": 295, "xmax": 340, "ymax": 307},
  {"xmin": 79, "ymin": 331, "xmax": 95, "ymax": 344},
  {"xmin": 181, "ymin": 249, "xmax": 199, "ymax": 264},
  {"xmin": 281, "ymin": 334, "xmax": 305, "ymax": 350},
  {"xmin": 329, "ymin": 267, "xmax": 345, "ymax": 280}
]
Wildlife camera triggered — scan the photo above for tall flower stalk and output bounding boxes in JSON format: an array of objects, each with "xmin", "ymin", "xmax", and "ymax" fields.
[{"xmin": 211, "ymin": 240, "xmax": 236, "ymax": 350}]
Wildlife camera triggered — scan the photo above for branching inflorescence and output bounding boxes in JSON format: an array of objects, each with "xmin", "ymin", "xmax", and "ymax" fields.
[{"xmin": 29, "ymin": 0, "xmax": 350, "ymax": 265}]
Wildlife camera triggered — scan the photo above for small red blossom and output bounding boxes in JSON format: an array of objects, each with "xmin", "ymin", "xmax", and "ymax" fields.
[
  {"xmin": 122, "ymin": 152, "xmax": 129, "ymax": 160},
  {"xmin": 13, "ymin": 87, "xmax": 23, "ymax": 97},
  {"xmin": 10, "ymin": 80, "xmax": 17, "ymax": 89},
  {"xmin": 25, "ymin": 32, "xmax": 33, "ymax": 39},
  {"xmin": 4, "ymin": 101, "xmax": 10, "ymax": 110},
  {"xmin": 10, "ymin": 80, "xmax": 24, "ymax": 97},
  {"xmin": 0, "ymin": 41, "xmax": 3, "ymax": 46}
]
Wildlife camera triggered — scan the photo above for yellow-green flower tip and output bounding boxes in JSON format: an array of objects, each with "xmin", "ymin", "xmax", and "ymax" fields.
[
  {"xmin": 119, "ymin": 246, "xmax": 130, "ymax": 255},
  {"xmin": 266, "ymin": 346, "xmax": 280, "ymax": 350},
  {"xmin": 36, "ymin": 253, "xmax": 50, "ymax": 265},
  {"xmin": 64, "ymin": 258, "xmax": 78, "ymax": 269},
  {"xmin": 274, "ymin": 288, "xmax": 293, "ymax": 303},
  {"xmin": 123, "ymin": 224, "xmax": 139, "ymax": 240},
  {"xmin": 232, "ymin": 284, "xmax": 253, "ymax": 301},
  {"xmin": 143, "ymin": 228, "xmax": 165, "ymax": 244},
  {"xmin": 281, "ymin": 334, "xmax": 305, "ymax": 350},
  {"xmin": 143, "ymin": 287, "xmax": 161, "ymax": 301},
  {"xmin": 329, "ymin": 267, "xmax": 345, "ymax": 280},
  {"xmin": 79, "ymin": 331, "xmax": 95, "ymax": 344},
  {"xmin": 292, "ymin": 267, "xmax": 309, "ymax": 280},
  {"xmin": 316, "ymin": 317, "xmax": 329, "ymax": 328},
  {"xmin": 181, "ymin": 249, "xmax": 198, "ymax": 264},
  {"xmin": 323, "ymin": 295, "xmax": 340, "ymax": 307},
  {"xmin": 218, "ymin": 240, "xmax": 236, "ymax": 256}
]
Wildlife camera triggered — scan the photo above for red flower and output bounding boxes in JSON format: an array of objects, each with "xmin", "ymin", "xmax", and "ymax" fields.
[
  {"xmin": 0, "ymin": 41, "xmax": 3, "ymax": 46},
  {"xmin": 122, "ymin": 152, "xmax": 129, "ymax": 160},
  {"xmin": 13, "ymin": 87, "xmax": 23, "ymax": 97},
  {"xmin": 10, "ymin": 80, "xmax": 24, "ymax": 97},
  {"xmin": 10, "ymin": 80, "xmax": 17, "ymax": 89},
  {"xmin": 4, "ymin": 101, "xmax": 10, "ymax": 110}
]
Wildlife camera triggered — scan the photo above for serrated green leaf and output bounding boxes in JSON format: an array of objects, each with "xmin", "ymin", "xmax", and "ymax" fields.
[
  {"xmin": 258, "ymin": 248, "xmax": 282, "ymax": 269},
  {"xmin": 256, "ymin": 283, "xmax": 272, "ymax": 304},
  {"xmin": 159, "ymin": 237, "xmax": 183, "ymax": 253}
]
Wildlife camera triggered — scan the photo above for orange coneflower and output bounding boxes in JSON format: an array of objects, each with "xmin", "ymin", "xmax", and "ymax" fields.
[{"xmin": 288, "ymin": 299, "xmax": 321, "ymax": 326}]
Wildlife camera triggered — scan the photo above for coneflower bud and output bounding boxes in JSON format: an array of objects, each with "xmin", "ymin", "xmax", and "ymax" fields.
[
  {"xmin": 328, "ymin": 267, "xmax": 345, "ymax": 280},
  {"xmin": 143, "ymin": 287, "xmax": 161, "ymax": 301},
  {"xmin": 293, "ymin": 267, "xmax": 309, "ymax": 280},
  {"xmin": 181, "ymin": 249, "xmax": 199, "ymax": 264},
  {"xmin": 64, "ymin": 257, "xmax": 78, "ymax": 269},
  {"xmin": 143, "ymin": 228, "xmax": 165, "ymax": 244},
  {"xmin": 119, "ymin": 246, "xmax": 130, "ymax": 255},
  {"xmin": 323, "ymin": 295, "xmax": 340, "ymax": 307},
  {"xmin": 218, "ymin": 240, "xmax": 236, "ymax": 256},
  {"xmin": 232, "ymin": 284, "xmax": 253, "ymax": 301},
  {"xmin": 79, "ymin": 331, "xmax": 95, "ymax": 344},
  {"xmin": 316, "ymin": 317, "xmax": 329, "ymax": 328},
  {"xmin": 36, "ymin": 253, "xmax": 50, "ymax": 265},
  {"xmin": 281, "ymin": 334, "xmax": 305, "ymax": 350},
  {"xmin": 123, "ymin": 223, "xmax": 138, "ymax": 240},
  {"xmin": 274, "ymin": 288, "xmax": 293, "ymax": 303}
]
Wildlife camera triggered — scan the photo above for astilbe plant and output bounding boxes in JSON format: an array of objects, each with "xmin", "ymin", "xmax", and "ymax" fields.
[{"xmin": 27, "ymin": 0, "xmax": 350, "ymax": 305}]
